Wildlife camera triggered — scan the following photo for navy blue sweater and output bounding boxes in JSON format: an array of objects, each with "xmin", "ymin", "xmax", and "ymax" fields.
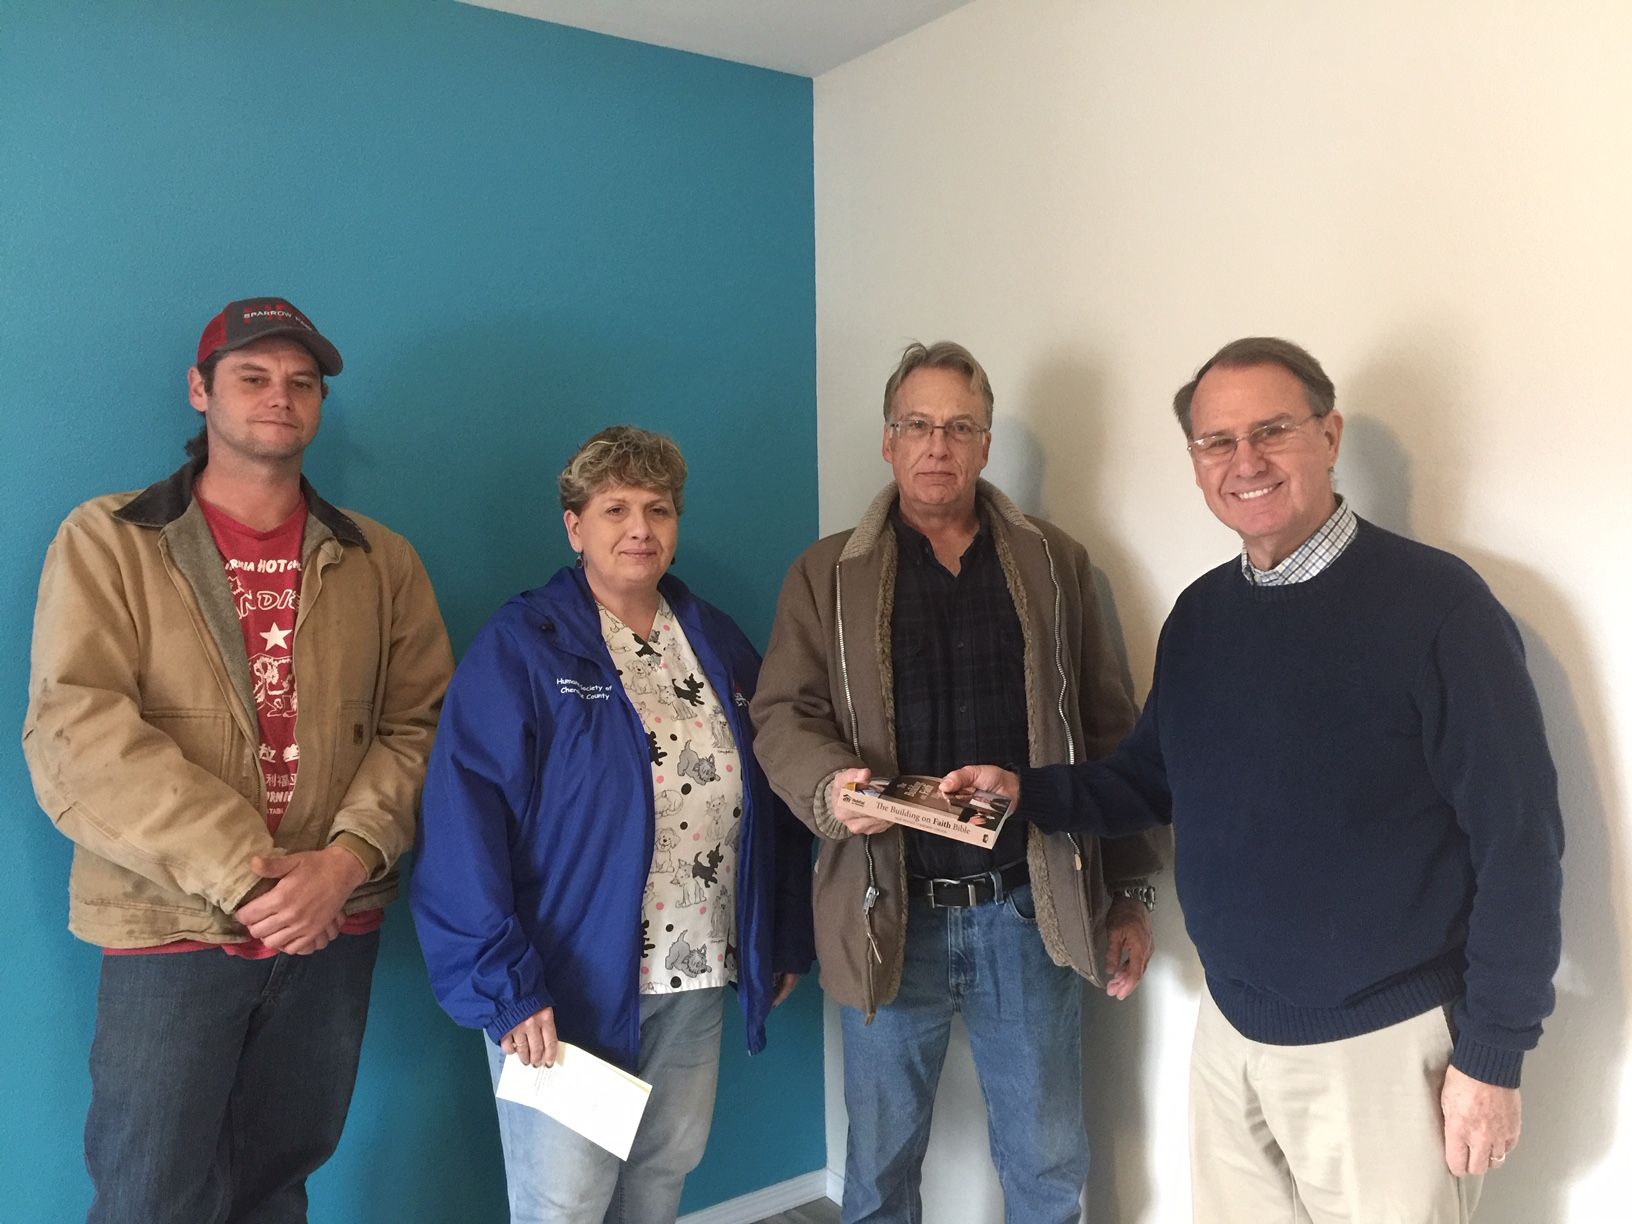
[{"xmin": 1020, "ymin": 520, "xmax": 1562, "ymax": 1087}]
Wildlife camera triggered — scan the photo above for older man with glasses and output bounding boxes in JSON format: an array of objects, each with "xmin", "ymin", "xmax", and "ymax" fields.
[
  {"xmin": 752, "ymin": 340, "xmax": 1163, "ymax": 1223},
  {"xmin": 947, "ymin": 337, "xmax": 1564, "ymax": 1224}
]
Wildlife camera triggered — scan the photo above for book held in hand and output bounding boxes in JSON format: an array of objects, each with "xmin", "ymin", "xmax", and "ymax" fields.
[{"xmin": 838, "ymin": 774, "xmax": 1015, "ymax": 848}]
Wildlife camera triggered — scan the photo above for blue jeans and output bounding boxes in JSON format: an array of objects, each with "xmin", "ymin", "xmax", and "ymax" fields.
[
  {"xmin": 84, "ymin": 932, "xmax": 379, "ymax": 1224},
  {"xmin": 840, "ymin": 884, "xmax": 1088, "ymax": 1224},
  {"xmin": 485, "ymin": 987, "xmax": 724, "ymax": 1224}
]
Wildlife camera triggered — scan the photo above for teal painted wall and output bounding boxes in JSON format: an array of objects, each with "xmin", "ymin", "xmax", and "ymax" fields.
[{"xmin": 0, "ymin": 2, "xmax": 822, "ymax": 1218}]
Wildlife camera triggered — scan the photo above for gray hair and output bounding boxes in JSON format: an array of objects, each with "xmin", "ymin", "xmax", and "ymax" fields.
[
  {"xmin": 558, "ymin": 425, "xmax": 687, "ymax": 514},
  {"xmin": 1172, "ymin": 337, "xmax": 1336, "ymax": 435},
  {"xmin": 882, "ymin": 340, "xmax": 995, "ymax": 426}
]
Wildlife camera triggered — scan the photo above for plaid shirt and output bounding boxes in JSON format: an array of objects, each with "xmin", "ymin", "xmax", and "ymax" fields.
[
  {"xmin": 1241, "ymin": 496, "xmax": 1357, "ymax": 586},
  {"xmin": 890, "ymin": 510, "xmax": 1030, "ymax": 878}
]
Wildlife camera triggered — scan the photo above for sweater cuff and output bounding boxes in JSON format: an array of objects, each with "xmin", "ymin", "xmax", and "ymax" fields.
[
  {"xmin": 1015, "ymin": 766, "xmax": 1070, "ymax": 831},
  {"xmin": 329, "ymin": 831, "xmax": 386, "ymax": 883},
  {"xmin": 1450, "ymin": 1035, "xmax": 1524, "ymax": 1089},
  {"xmin": 772, "ymin": 951, "xmax": 815, "ymax": 977},
  {"xmin": 813, "ymin": 775, "xmax": 855, "ymax": 841}
]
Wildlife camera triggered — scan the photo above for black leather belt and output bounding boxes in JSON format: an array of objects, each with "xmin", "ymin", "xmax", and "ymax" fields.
[{"xmin": 909, "ymin": 861, "xmax": 1029, "ymax": 909}]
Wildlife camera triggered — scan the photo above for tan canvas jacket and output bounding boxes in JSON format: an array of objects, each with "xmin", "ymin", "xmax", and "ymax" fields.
[
  {"xmin": 22, "ymin": 461, "xmax": 454, "ymax": 948},
  {"xmin": 751, "ymin": 481, "xmax": 1164, "ymax": 1017}
]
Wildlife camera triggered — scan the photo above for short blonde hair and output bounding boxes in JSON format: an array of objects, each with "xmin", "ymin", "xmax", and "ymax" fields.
[{"xmin": 558, "ymin": 425, "xmax": 687, "ymax": 514}]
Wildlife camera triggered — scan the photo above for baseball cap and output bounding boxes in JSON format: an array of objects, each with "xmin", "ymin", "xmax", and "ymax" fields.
[{"xmin": 195, "ymin": 297, "xmax": 343, "ymax": 376}]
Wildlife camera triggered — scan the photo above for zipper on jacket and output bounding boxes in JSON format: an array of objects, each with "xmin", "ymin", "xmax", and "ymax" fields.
[
  {"xmin": 1039, "ymin": 534, "xmax": 1076, "ymax": 767},
  {"xmin": 836, "ymin": 561, "xmax": 884, "ymax": 1017},
  {"xmin": 1040, "ymin": 533, "xmax": 1103, "ymax": 970},
  {"xmin": 835, "ymin": 565, "xmax": 859, "ymax": 753}
]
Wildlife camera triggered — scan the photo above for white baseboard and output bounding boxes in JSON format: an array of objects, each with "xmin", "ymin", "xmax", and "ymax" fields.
[
  {"xmin": 678, "ymin": 1169, "xmax": 834, "ymax": 1224},
  {"xmin": 825, "ymin": 1166, "xmax": 844, "ymax": 1204}
]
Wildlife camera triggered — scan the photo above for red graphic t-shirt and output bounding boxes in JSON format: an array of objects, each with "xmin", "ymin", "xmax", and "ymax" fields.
[{"xmin": 200, "ymin": 496, "xmax": 305, "ymax": 833}]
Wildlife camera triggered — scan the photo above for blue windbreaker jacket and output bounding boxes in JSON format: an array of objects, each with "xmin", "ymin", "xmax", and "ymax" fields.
[{"xmin": 411, "ymin": 566, "xmax": 815, "ymax": 1071}]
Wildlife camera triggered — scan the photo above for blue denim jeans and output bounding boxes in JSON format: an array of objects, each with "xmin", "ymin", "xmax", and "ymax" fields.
[
  {"xmin": 485, "ymin": 986, "xmax": 724, "ymax": 1224},
  {"xmin": 840, "ymin": 884, "xmax": 1088, "ymax": 1224},
  {"xmin": 84, "ymin": 932, "xmax": 379, "ymax": 1224}
]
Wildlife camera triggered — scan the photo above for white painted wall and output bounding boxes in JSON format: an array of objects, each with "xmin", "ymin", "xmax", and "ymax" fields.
[{"xmin": 812, "ymin": 2, "xmax": 1632, "ymax": 1220}]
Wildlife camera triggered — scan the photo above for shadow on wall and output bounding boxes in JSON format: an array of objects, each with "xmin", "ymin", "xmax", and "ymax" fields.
[
  {"xmin": 1344, "ymin": 351, "xmax": 1627, "ymax": 1224},
  {"xmin": 1464, "ymin": 555, "xmax": 1627, "ymax": 1224},
  {"xmin": 1001, "ymin": 353, "xmax": 1201, "ymax": 1222},
  {"xmin": 1079, "ymin": 906, "xmax": 1196, "ymax": 1224},
  {"xmin": 996, "ymin": 353, "xmax": 1170, "ymax": 677}
]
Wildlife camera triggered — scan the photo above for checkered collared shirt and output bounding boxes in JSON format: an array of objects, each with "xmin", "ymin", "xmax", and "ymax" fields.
[{"xmin": 1241, "ymin": 497, "xmax": 1357, "ymax": 586}]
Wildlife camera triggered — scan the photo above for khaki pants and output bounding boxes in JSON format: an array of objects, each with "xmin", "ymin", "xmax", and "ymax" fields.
[{"xmin": 1190, "ymin": 991, "xmax": 1482, "ymax": 1223}]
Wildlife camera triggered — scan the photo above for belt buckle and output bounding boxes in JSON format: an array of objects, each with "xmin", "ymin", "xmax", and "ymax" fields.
[
  {"xmin": 923, "ymin": 876, "xmax": 972, "ymax": 909},
  {"xmin": 923, "ymin": 871, "xmax": 1002, "ymax": 908}
]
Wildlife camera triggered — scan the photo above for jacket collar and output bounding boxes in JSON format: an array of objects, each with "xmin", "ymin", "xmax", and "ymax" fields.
[
  {"xmin": 113, "ymin": 458, "xmax": 370, "ymax": 550},
  {"xmin": 528, "ymin": 565, "xmax": 701, "ymax": 659},
  {"xmin": 839, "ymin": 478, "xmax": 1040, "ymax": 563}
]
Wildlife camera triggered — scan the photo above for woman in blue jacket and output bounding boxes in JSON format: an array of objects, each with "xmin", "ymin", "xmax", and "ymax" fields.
[{"xmin": 412, "ymin": 426, "xmax": 814, "ymax": 1223}]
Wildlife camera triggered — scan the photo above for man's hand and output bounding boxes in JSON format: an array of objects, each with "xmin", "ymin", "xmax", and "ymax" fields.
[
  {"xmin": 1442, "ymin": 1064, "xmax": 1521, "ymax": 1176},
  {"xmin": 235, "ymin": 846, "xmax": 368, "ymax": 955},
  {"xmin": 1104, "ymin": 897, "xmax": 1153, "ymax": 1000},
  {"xmin": 502, "ymin": 1007, "xmax": 558, "ymax": 1068},
  {"xmin": 940, "ymin": 766, "xmax": 1020, "ymax": 806},
  {"xmin": 832, "ymin": 767, "xmax": 894, "ymax": 835},
  {"xmin": 771, "ymin": 972, "xmax": 802, "ymax": 1007}
]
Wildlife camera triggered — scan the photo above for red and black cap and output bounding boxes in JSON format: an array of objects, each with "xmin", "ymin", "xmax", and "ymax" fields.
[{"xmin": 195, "ymin": 297, "xmax": 343, "ymax": 376}]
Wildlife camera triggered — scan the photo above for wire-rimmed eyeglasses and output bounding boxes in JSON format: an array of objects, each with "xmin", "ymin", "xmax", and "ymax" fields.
[
  {"xmin": 1186, "ymin": 414, "xmax": 1319, "ymax": 465},
  {"xmin": 887, "ymin": 417, "xmax": 990, "ymax": 445}
]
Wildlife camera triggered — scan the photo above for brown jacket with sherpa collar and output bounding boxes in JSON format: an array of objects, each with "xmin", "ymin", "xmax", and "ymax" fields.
[
  {"xmin": 751, "ymin": 480, "xmax": 1164, "ymax": 1016},
  {"xmin": 23, "ymin": 460, "xmax": 453, "ymax": 948}
]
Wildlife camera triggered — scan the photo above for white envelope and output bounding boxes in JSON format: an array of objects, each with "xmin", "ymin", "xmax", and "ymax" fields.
[{"xmin": 494, "ymin": 1043, "xmax": 653, "ymax": 1161}]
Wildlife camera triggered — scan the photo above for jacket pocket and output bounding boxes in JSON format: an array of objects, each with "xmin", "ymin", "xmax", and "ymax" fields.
[
  {"xmin": 144, "ymin": 709, "xmax": 231, "ymax": 780},
  {"xmin": 330, "ymin": 700, "xmax": 375, "ymax": 800}
]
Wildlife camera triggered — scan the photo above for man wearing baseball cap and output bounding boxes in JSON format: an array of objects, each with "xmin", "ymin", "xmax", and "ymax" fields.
[{"xmin": 23, "ymin": 297, "xmax": 453, "ymax": 1222}]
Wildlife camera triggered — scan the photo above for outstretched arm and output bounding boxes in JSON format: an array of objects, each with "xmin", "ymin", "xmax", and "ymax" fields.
[{"xmin": 940, "ymin": 684, "xmax": 1173, "ymax": 840}]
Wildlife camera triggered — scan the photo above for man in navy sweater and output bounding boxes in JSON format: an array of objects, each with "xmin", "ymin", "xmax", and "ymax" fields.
[{"xmin": 945, "ymin": 337, "xmax": 1563, "ymax": 1223}]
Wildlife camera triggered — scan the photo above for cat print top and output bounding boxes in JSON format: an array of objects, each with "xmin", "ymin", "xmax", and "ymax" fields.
[{"xmin": 600, "ymin": 597, "xmax": 743, "ymax": 994}]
